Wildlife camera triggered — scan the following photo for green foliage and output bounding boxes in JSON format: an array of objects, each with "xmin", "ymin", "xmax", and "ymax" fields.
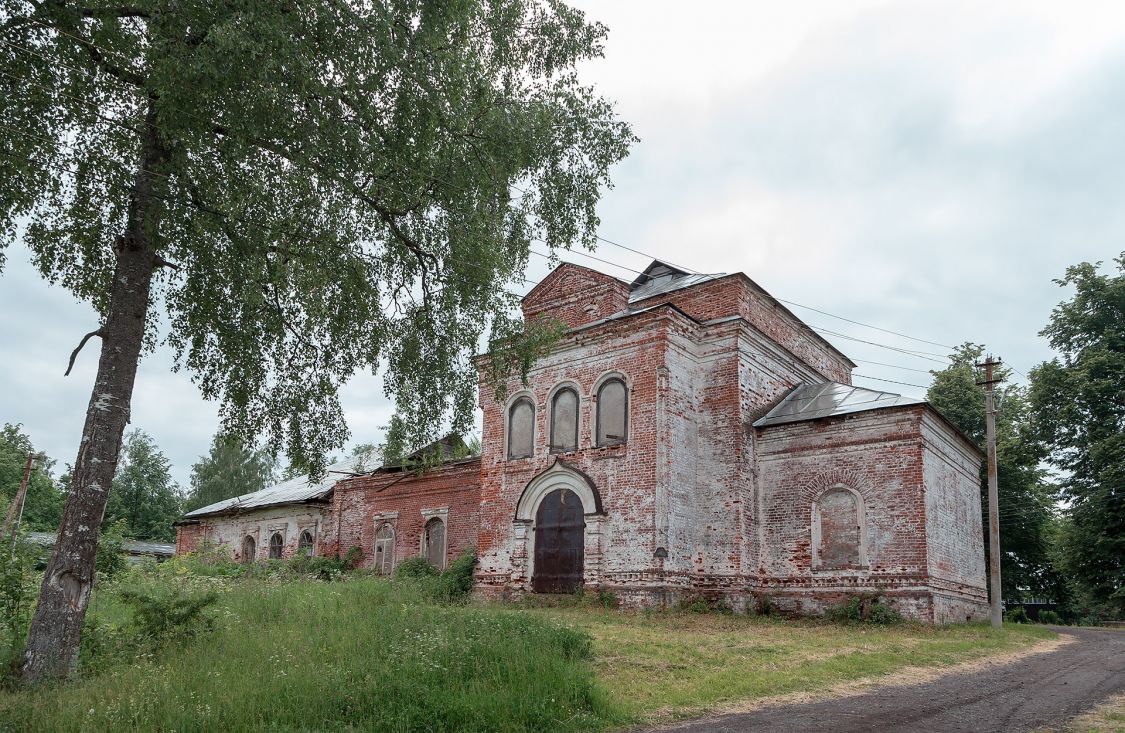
[
  {"xmin": 927, "ymin": 343, "xmax": 1064, "ymax": 603},
  {"xmin": 104, "ymin": 430, "xmax": 183, "ymax": 542},
  {"xmin": 394, "ymin": 555, "xmax": 439, "ymax": 579},
  {"xmin": 0, "ymin": 0, "xmax": 634, "ymax": 473},
  {"xmin": 0, "ymin": 424, "xmax": 63, "ymax": 532},
  {"xmin": 341, "ymin": 545, "xmax": 364, "ymax": 570},
  {"xmin": 1037, "ymin": 609, "xmax": 1062, "ymax": 625},
  {"xmin": 115, "ymin": 587, "xmax": 218, "ymax": 649},
  {"xmin": 94, "ymin": 520, "xmax": 127, "ymax": 579},
  {"xmin": 1029, "ymin": 254, "xmax": 1125, "ymax": 618},
  {"xmin": 0, "ymin": 538, "xmax": 39, "ymax": 680},
  {"xmin": 2, "ymin": 579, "xmax": 614, "ymax": 732},
  {"xmin": 184, "ymin": 433, "xmax": 276, "ymax": 513},
  {"xmin": 1004, "ymin": 605, "xmax": 1030, "ymax": 624},
  {"xmin": 824, "ymin": 593, "xmax": 903, "ymax": 625}
]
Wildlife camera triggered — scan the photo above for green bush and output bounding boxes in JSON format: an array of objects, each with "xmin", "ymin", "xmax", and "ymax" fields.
[
  {"xmin": 94, "ymin": 520, "xmax": 128, "ymax": 579},
  {"xmin": 1037, "ymin": 610, "xmax": 1062, "ymax": 625},
  {"xmin": 1004, "ymin": 606, "xmax": 1030, "ymax": 623},
  {"xmin": 117, "ymin": 586, "xmax": 219, "ymax": 649},
  {"xmin": 825, "ymin": 593, "xmax": 902, "ymax": 625},
  {"xmin": 395, "ymin": 556, "xmax": 438, "ymax": 579}
]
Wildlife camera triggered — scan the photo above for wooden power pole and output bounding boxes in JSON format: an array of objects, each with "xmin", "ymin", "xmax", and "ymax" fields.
[
  {"xmin": 976, "ymin": 355, "xmax": 1003, "ymax": 629},
  {"xmin": 2, "ymin": 453, "xmax": 35, "ymax": 541}
]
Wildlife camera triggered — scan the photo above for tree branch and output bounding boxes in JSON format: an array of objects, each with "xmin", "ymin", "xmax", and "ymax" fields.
[{"xmin": 64, "ymin": 328, "xmax": 104, "ymax": 376}]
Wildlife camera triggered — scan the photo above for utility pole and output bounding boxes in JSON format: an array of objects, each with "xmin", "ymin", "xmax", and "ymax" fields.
[
  {"xmin": 976, "ymin": 355, "xmax": 1003, "ymax": 629},
  {"xmin": 2, "ymin": 453, "xmax": 35, "ymax": 542}
]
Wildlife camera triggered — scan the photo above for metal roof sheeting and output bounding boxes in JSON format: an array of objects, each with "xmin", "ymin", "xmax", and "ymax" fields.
[
  {"xmin": 183, "ymin": 457, "xmax": 364, "ymax": 519},
  {"xmin": 628, "ymin": 272, "xmax": 725, "ymax": 303},
  {"xmin": 753, "ymin": 382, "xmax": 925, "ymax": 428}
]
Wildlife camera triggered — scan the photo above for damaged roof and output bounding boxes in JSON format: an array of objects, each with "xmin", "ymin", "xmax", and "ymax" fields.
[
  {"xmin": 182, "ymin": 457, "xmax": 365, "ymax": 519},
  {"xmin": 753, "ymin": 382, "xmax": 925, "ymax": 428},
  {"xmin": 627, "ymin": 260, "xmax": 726, "ymax": 303}
]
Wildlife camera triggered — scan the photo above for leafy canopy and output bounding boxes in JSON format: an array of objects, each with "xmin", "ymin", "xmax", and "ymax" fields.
[
  {"xmin": 104, "ymin": 429, "xmax": 182, "ymax": 542},
  {"xmin": 185, "ymin": 432, "xmax": 277, "ymax": 512},
  {"xmin": 927, "ymin": 344, "xmax": 1062, "ymax": 602},
  {"xmin": 1029, "ymin": 254, "xmax": 1124, "ymax": 615},
  {"xmin": 0, "ymin": 0, "xmax": 635, "ymax": 470},
  {"xmin": 0, "ymin": 423, "xmax": 64, "ymax": 532}
]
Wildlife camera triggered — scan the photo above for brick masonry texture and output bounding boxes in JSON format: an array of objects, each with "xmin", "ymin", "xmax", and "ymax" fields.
[{"xmin": 176, "ymin": 261, "xmax": 988, "ymax": 622}]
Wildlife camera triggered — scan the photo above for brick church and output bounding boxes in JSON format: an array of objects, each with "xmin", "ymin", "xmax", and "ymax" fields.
[{"xmin": 176, "ymin": 260, "xmax": 989, "ymax": 623}]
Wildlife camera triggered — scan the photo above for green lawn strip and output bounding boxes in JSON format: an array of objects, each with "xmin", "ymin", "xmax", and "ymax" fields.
[{"xmin": 534, "ymin": 608, "xmax": 1054, "ymax": 723}]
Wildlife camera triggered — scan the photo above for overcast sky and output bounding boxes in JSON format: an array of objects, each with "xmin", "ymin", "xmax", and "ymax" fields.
[{"xmin": 2, "ymin": 0, "xmax": 1122, "ymax": 487}]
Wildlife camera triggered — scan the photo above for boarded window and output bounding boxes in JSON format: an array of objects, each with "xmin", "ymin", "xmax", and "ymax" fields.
[
  {"xmin": 269, "ymin": 532, "xmax": 284, "ymax": 559},
  {"xmin": 550, "ymin": 388, "xmax": 579, "ymax": 453},
  {"xmin": 596, "ymin": 378, "xmax": 628, "ymax": 446},
  {"xmin": 508, "ymin": 397, "xmax": 535, "ymax": 459},
  {"xmin": 374, "ymin": 523, "xmax": 395, "ymax": 574},
  {"xmin": 424, "ymin": 517, "xmax": 447, "ymax": 570},
  {"xmin": 297, "ymin": 529, "xmax": 314, "ymax": 555},
  {"xmin": 242, "ymin": 535, "xmax": 256, "ymax": 564},
  {"xmin": 816, "ymin": 488, "xmax": 862, "ymax": 569}
]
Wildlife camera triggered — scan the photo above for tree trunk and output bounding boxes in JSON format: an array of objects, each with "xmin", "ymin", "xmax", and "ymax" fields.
[{"xmin": 21, "ymin": 103, "xmax": 168, "ymax": 682}]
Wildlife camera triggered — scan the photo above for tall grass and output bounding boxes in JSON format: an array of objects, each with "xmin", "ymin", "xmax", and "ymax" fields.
[{"xmin": 0, "ymin": 579, "xmax": 620, "ymax": 732}]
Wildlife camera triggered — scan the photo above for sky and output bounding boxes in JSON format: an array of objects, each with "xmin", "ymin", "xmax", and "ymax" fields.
[{"xmin": 2, "ymin": 0, "xmax": 1123, "ymax": 487}]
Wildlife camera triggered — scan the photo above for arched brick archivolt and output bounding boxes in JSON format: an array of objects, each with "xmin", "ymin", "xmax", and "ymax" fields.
[
  {"xmin": 799, "ymin": 468, "xmax": 871, "ymax": 572},
  {"xmin": 811, "ymin": 485, "xmax": 868, "ymax": 570},
  {"xmin": 511, "ymin": 459, "xmax": 606, "ymax": 590}
]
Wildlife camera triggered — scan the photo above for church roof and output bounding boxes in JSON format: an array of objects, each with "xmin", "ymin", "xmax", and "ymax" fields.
[
  {"xmin": 753, "ymin": 382, "xmax": 925, "ymax": 428},
  {"xmin": 627, "ymin": 260, "xmax": 726, "ymax": 303},
  {"xmin": 182, "ymin": 457, "xmax": 363, "ymax": 519}
]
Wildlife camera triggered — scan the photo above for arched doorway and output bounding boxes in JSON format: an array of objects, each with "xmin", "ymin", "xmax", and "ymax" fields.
[
  {"xmin": 242, "ymin": 535, "xmax": 256, "ymax": 564},
  {"xmin": 532, "ymin": 488, "xmax": 585, "ymax": 593}
]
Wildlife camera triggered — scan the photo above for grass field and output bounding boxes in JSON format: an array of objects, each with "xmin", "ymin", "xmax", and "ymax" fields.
[
  {"xmin": 0, "ymin": 560, "xmax": 1054, "ymax": 732},
  {"xmin": 535, "ymin": 605, "xmax": 1053, "ymax": 723}
]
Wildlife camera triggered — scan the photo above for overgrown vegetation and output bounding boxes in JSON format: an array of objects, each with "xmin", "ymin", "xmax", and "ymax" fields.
[
  {"xmin": 824, "ymin": 593, "xmax": 903, "ymax": 625},
  {"xmin": 0, "ymin": 546, "xmax": 1055, "ymax": 731}
]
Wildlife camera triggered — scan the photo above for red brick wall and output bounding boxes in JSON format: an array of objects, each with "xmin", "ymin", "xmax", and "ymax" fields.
[
  {"xmin": 175, "ymin": 523, "xmax": 204, "ymax": 555},
  {"xmin": 521, "ymin": 263, "xmax": 630, "ymax": 329},
  {"xmin": 326, "ymin": 459, "xmax": 481, "ymax": 571},
  {"xmin": 631, "ymin": 275, "xmax": 853, "ymax": 383}
]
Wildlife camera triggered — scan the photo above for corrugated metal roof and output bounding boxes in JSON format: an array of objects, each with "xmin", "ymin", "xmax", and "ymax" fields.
[
  {"xmin": 183, "ymin": 457, "xmax": 364, "ymax": 519},
  {"xmin": 629, "ymin": 272, "xmax": 726, "ymax": 303},
  {"xmin": 25, "ymin": 531, "xmax": 175, "ymax": 556},
  {"xmin": 753, "ymin": 382, "xmax": 925, "ymax": 428}
]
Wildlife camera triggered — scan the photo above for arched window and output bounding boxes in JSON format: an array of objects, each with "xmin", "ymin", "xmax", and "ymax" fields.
[
  {"xmin": 596, "ymin": 378, "xmax": 628, "ymax": 446},
  {"xmin": 507, "ymin": 397, "xmax": 535, "ymax": 459},
  {"xmin": 269, "ymin": 532, "xmax": 284, "ymax": 559},
  {"xmin": 242, "ymin": 535, "xmax": 256, "ymax": 564},
  {"xmin": 423, "ymin": 517, "xmax": 447, "ymax": 570},
  {"xmin": 813, "ymin": 487, "xmax": 866, "ymax": 570},
  {"xmin": 549, "ymin": 388, "xmax": 579, "ymax": 453},
  {"xmin": 374, "ymin": 523, "xmax": 395, "ymax": 574},
  {"xmin": 297, "ymin": 529, "xmax": 315, "ymax": 555}
]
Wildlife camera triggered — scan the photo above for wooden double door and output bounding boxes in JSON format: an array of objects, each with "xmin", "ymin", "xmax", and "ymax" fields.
[{"xmin": 532, "ymin": 488, "xmax": 585, "ymax": 593}]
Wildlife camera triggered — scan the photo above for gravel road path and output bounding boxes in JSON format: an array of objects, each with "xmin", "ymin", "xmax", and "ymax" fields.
[{"xmin": 644, "ymin": 626, "xmax": 1125, "ymax": 733}]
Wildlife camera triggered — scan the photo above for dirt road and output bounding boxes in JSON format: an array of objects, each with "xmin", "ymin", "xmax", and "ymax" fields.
[{"xmin": 646, "ymin": 626, "xmax": 1125, "ymax": 733}]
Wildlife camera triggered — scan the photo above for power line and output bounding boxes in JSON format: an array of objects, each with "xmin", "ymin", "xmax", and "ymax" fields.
[{"xmin": 852, "ymin": 373, "xmax": 930, "ymax": 390}]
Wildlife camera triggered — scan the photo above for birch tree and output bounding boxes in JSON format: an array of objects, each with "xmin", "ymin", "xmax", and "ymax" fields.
[{"xmin": 0, "ymin": 0, "xmax": 633, "ymax": 680}]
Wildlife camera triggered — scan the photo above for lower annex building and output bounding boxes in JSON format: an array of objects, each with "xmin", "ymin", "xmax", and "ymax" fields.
[{"xmin": 176, "ymin": 260, "xmax": 988, "ymax": 623}]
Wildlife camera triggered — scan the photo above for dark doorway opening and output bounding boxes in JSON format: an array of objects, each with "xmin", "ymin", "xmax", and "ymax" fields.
[{"xmin": 532, "ymin": 488, "xmax": 585, "ymax": 593}]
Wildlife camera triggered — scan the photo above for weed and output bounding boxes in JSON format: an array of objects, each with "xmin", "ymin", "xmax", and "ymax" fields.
[
  {"xmin": 1004, "ymin": 605, "xmax": 1030, "ymax": 624},
  {"xmin": 825, "ymin": 593, "xmax": 902, "ymax": 624}
]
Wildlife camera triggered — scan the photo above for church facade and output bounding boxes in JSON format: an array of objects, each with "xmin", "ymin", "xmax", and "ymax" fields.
[{"xmin": 176, "ymin": 260, "xmax": 988, "ymax": 623}]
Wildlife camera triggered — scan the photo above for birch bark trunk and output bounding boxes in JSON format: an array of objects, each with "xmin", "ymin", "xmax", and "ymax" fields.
[{"xmin": 21, "ymin": 102, "xmax": 167, "ymax": 681}]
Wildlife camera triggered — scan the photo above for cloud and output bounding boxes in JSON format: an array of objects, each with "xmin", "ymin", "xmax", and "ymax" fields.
[{"xmin": 4, "ymin": 0, "xmax": 1125, "ymax": 482}]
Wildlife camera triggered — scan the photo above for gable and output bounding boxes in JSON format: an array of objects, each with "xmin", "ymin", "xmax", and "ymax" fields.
[{"xmin": 521, "ymin": 262, "xmax": 630, "ymax": 329}]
